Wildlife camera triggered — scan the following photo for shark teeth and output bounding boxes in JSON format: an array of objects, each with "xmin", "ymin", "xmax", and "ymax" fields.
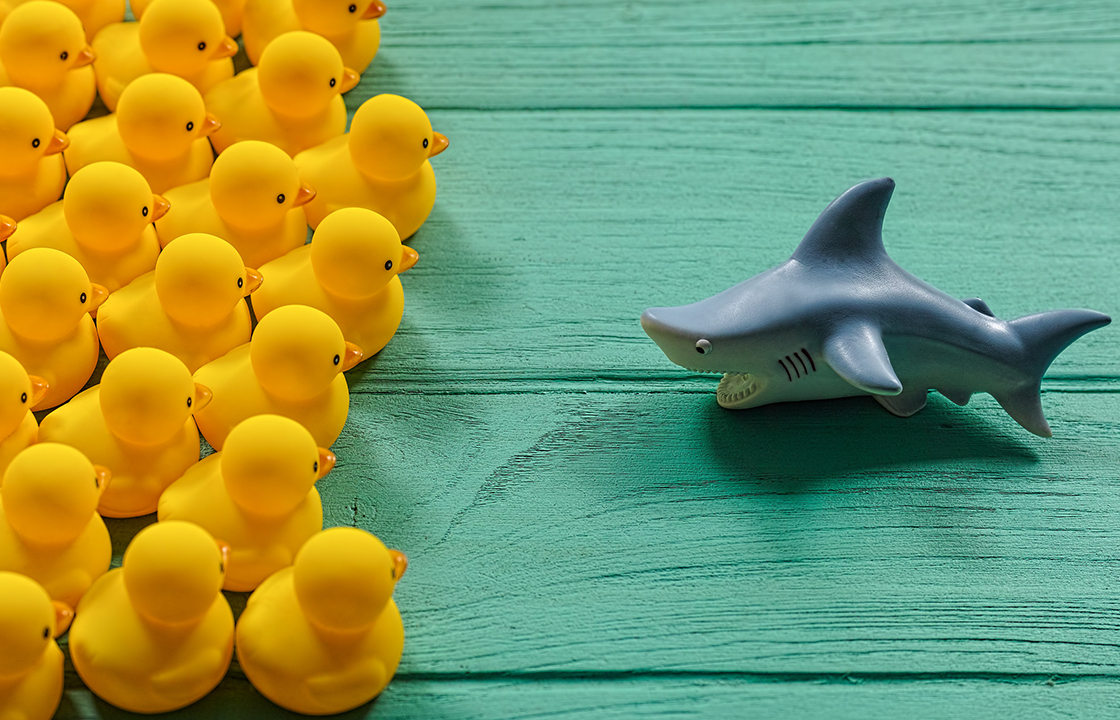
[{"xmin": 716, "ymin": 373, "xmax": 760, "ymax": 409}]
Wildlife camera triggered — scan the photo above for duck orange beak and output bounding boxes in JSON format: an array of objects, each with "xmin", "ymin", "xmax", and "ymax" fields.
[
  {"xmin": 87, "ymin": 284, "xmax": 109, "ymax": 313},
  {"xmin": 340, "ymin": 67, "xmax": 360, "ymax": 93},
  {"xmin": 389, "ymin": 549, "xmax": 407, "ymax": 580},
  {"xmin": 52, "ymin": 601, "xmax": 74, "ymax": 638},
  {"xmin": 242, "ymin": 267, "xmax": 263, "ymax": 296},
  {"xmin": 0, "ymin": 215, "xmax": 15, "ymax": 242},
  {"xmin": 93, "ymin": 464, "xmax": 112, "ymax": 494},
  {"xmin": 192, "ymin": 382, "xmax": 213, "ymax": 412},
  {"xmin": 316, "ymin": 448, "xmax": 336, "ymax": 479},
  {"xmin": 342, "ymin": 341, "xmax": 363, "ymax": 371},
  {"xmin": 73, "ymin": 45, "xmax": 95, "ymax": 68},
  {"xmin": 212, "ymin": 36, "xmax": 238, "ymax": 60},
  {"xmin": 201, "ymin": 113, "xmax": 221, "ymax": 137},
  {"xmin": 293, "ymin": 182, "xmax": 316, "ymax": 207},
  {"xmin": 215, "ymin": 539, "xmax": 231, "ymax": 573},
  {"xmin": 362, "ymin": 0, "xmax": 386, "ymax": 19},
  {"xmin": 399, "ymin": 245, "xmax": 418, "ymax": 273},
  {"xmin": 150, "ymin": 194, "xmax": 171, "ymax": 222},
  {"xmin": 27, "ymin": 375, "xmax": 49, "ymax": 407},
  {"xmin": 45, "ymin": 129, "xmax": 69, "ymax": 155},
  {"xmin": 429, "ymin": 132, "xmax": 448, "ymax": 158}
]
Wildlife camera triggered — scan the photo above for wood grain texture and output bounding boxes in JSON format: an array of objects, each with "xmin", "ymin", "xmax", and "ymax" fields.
[
  {"xmin": 360, "ymin": 0, "xmax": 1120, "ymax": 109},
  {"xmin": 350, "ymin": 109, "xmax": 1119, "ymax": 392}
]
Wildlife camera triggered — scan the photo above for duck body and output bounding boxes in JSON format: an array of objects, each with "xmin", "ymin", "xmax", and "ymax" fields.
[
  {"xmin": 98, "ymin": 273, "xmax": 253, "ymax": 373},
  {"xmin": 0, "ymin": 160, "xmax": 65, "ymax": 223},
  {"xmin": 193, "ymin": 345, "xmax": 349, "ymax": 450},
  {"xmin": 69, "ymin": 567, "xmax": 233, "ymax": 713},
  {"xmin": 296, "ymin": 135, "xmax": 436, "ymax": 236},
  {"xmin": 131, "ymin": 0, "xmax": 246, "ymax": 38},
  {"xmin": 158, "ymin": 453, "xmax": 323, "ymax": 592},
  {"xmin": 157, "ymin": 180, "xmax": 309, "ymax": 269},
  {"xmin": 0, "ymin": 503, "xmax": 109, "ymax": 608},
  {"xmin": 0, "ymin": 62, "xmax": 95, "ymax": 133},
  {"xmin": 0, "ymin": 321, "xmax": 98, "ymax": 411},
  {"xmin": 7, "ymin": 202, "xmax": 161, "ymax": 293},
  {"xmin": 0, "ymin": 641, "xmax": 63, "ymax": 720},
  {"xmin": 256, "ymin": 245, "xmax": 405, "ymax": 357},
  {"xmin": 205, "ymin": 68, "xmax": 347, "ymax": 157},
  {"xmin": 39, "ymin": 386, "xmax": 201, "ymax": 518},
  {"xmin": 91, "ymin": 22, "xmax": 233, "ymax": 111},
  {"xmin": 0, "ymin": 0, "xmax": 126, "ymax": 42},
  {"xmin": 64, "ymin": 115, "xmax": 215, "ymax": 194},
  {"xmin": 236, "ymin": 568, "xmax": 403, "ymax": 714},
  {"xmin": 0, "ymin": 413, "xmax": 38, "ymax": 479},
  {"xmin": 242, "ymin": 0, "xmax": 381, "ymax": 73}
]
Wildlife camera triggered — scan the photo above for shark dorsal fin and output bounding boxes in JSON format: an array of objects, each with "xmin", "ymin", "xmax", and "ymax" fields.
[
  {"xmin": 963, "ymin": 298, "xmax": 995, "ymax": 316},
  {"xmin": 791, "ymin": 178, "xmax": 895, "ymax": 266}
]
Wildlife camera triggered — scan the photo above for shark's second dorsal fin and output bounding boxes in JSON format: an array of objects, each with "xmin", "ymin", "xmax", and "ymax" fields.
[
  {"xmin": 791, "ymin": 178, "xmax": 895, "ymax": 266},
  {"xmin": 963, "ymin": 298, "xmax": 995, "ymax": 317}
]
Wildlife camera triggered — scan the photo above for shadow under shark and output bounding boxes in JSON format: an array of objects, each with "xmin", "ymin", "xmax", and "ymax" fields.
[{"xmin": 641, "ymin": 178, "xmax": 1111, "ymax": 437}]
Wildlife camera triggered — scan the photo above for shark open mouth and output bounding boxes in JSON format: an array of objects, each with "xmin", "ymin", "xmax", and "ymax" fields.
[{"xmin": 716, "ymin": 372, "xmax": 762, "ymax": 409}]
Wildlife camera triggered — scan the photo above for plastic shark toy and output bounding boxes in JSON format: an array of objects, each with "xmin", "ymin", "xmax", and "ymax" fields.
[{"xmin": 640, "ymin": 178, "xmax": 1110, "ymax": 437}]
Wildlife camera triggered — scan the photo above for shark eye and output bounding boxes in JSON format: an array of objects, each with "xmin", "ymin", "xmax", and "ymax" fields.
[{"xmin": 695, "ymin": 339, "xmax": 712, "ymax": 354}]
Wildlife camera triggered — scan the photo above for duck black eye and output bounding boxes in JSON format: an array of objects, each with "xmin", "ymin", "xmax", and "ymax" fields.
[
  {"xmin": 422, "ymin": 138, "xmax": 429, "ymax": 149},
  {"xmin": 142, "ymin": 206, "xmax": 149, "ymax": 217},
  {"xmin": 20, "ymin": 392, "xmax": 27, "ymax": 403},
  {"xmin": 384, "ymin": 260, "xmax": 393, "ymax": 271},
  {"xmin": 349, "ymin": 3, "xmax": 357, "ymax": 11},
  {"xmin": 219, "ymin": 561, "xmax": 224, "ymax": 573},
  {"xmin": 80, "ymin": 292, "xmax": 87, "ymax": 303},
  {"xmin": 42, "ymin": 626, "xmax": 50, "ymax": 638},
  {"xmin": 187, "ymin": 397, "xmax": 192, "ymax": 408},
  {"xmin": 330, "ymin": 78, "xmax": 336, "ymax": 88},
  {"xmin": 94, "ymin": 475, "xmax": 99, "ymax": 488},
  {"xmin": 313, "ymin": 461, "xmax": 318, "ymax": 473},
  {"xmin": 198, "ymin": 41, "xmax": 206, "ymax": 51},
  {"xmin": 276, "ymin": 194, "xmax": 285, "ymax": 204},
  {"xmin": 237, "ymin": 277, "xmax": 243, "ymax": 288},
  {"xmin": 695, "ymin": 339, "xmax": 712, "ymax": 354},
  {"xmin": 186, "ymin": 121, "xmax": 194, "ymax": 132},
  {"xmin": 60, "ymin": 51, "xmax": 68, "ymax": 61},
  {"xmin": 390, "ymin": 567, "xmax": 396, "ymax": 579},
  {"xmin": 32, "ymin": 138, "xmax": 40, "ymax": 148},
  {"xmin": 333, "ymin": 354, "xmax": 340, "ymax": 366}
]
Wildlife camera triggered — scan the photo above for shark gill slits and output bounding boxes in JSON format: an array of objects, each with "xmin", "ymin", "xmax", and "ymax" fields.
[
  {"xmin": 800, "ymin": 348, "xmax": 816, "ymax": 372},
  {"xmin": 779, "ymin": 358, "xmax": 792, "ymax": 382},
  {"xmin": 785, "ymin": 356, "xmax": 800, "ymax": 378},
  {"xmin": 793, "ymin": 352, "xmax": 808, "ymax": 375}
]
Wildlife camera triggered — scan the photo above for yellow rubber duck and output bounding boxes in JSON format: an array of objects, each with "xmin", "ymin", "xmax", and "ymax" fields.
[
  {"xmin": 39, "ymin": 347, "xmax": 211, "ymax": 519},
  {"xmin": 131, "ymin": 0, "xmax": 245, "ymax": 38},
  {"xmin": 0, "ymin": 352, "xmax": 47, "ymax": 478},
  {"xmin": 0, "ymin": 88, "xmax": 68, "ymax": 221},
  {"xmin": 236, "ymin": 527, "xmax": 406, "ymax": 714},
  {"xmin": 7, "ymin": 161, "xmax": 168, "ymax": 293},
  {"xmin": 64, "ymin": 73, "xmax": 221, "ymax": 194},
  {"xmin": 0, "ymin": 443, "xmax": 111, "ymax": 608},
  {"xmin": 156, "ymin": 140, "xmax": 315, "ymax": 268},
  {"xmin": 91, "ymin": 0, "xmax": 237, "ymax": 112},
  {"xmin": 205, "ymin": 31, "xmax": 358, "ymax": 157},
  {"xmin": 0, "ymin": 248, "xmax": 106, "ymax": 410},
  {"xmin": 98, "ymin": 233, "xmax": 261, "ymax": 373},
  {"xmin": 243, "ymin": 0, "xmax": 385, "ymax": 74},
  {"xmin": 255, "ymin": 208, "xmax": 418, "ymax": 360},
  {"xmin": 194, "ymin": 304, "xmax": 362, "ymax": 450},
  {"xmin": 295, "ymin": 93, "xmax": 448, "ymax": 237},
  {"xmin": 159, "ymin": 414, "xmax": 334, "ymax": 592},
  {"xmin": 0, "ymin": 0, "xmax": 126, "ymax": 42},
  {"xmin": 0, "ymin": 1, "xmax": 97, "ymax": 130},
  {"xmin": 0, "ymin": 573, "xmax": 73, "ymax": 720},
  {"xmin": 69, "ymin": 521, "xmax": 234, "ymax": 714}
]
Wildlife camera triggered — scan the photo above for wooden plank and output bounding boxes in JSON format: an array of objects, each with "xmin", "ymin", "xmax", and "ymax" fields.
[
  {"xmin": 349, "ymin": 109, "xmax": 1120, "ymax": 391},
  {"xmin": 56, "ymin": 675, "xmax": 1120, "ymax": 719},
  {"xmin": 64, "ymin": 391, "xmax": 1120, "ymax": 677},
  {"xmin": 365, "ymin": 0, "xmax": 1120, "ymax": 109}
]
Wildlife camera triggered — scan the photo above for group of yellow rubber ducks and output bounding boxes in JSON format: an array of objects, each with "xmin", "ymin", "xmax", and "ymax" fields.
[{"xmin": 0, "ymin": 0, "xmax": 445, "ymax": 716}]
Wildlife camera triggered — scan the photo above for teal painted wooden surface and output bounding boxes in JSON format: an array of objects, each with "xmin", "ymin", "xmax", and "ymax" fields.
[{"xmin": 54, "ymin": 0, "xmax": 1120, "ymax": 717}]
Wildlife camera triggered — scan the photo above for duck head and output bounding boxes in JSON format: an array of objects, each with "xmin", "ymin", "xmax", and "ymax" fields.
[
  {"xmin": 0, "ymin": 352, "xmax": 46, "ymax": 440},
  {"xmin": 311, "ymin": 207, "xmax": 417, "ymax": 300},
  {"xmin": 349, "ymin": 94, "xmax": 447, "ymax": 182},
  {"xmin": 2, "ymin": 443, "xmax": 110, "ymax": 548},
  {"xmin": 258, "ymin": 31, "xmax": 359, "ymax": 119},
  {"xmin": 156, "ymin": 233, "xmax": 259, "ymax": 328},
  {"xmin": 0, "ymin": 2, "xmax": 94, "ymax": 89},
  {"xmin": 293, "ymin": 0, "xmax": 386, "ymax": 35},
  {"xmin": 139, "ymin": 0, "xmax": 236, "ymax": 76},
  {"xmin": 122, "ymin": 521, "xmax": 228, "ymax": 626},
  {"xmin": 210, "ymin": 141, "xmax": 316, "ymax": 230},
  {"xmin": 0, "ymin": 573, "xmax": 73, "ymax": 675},
  {"xmin": 0, "ymin": 87, "xmax": 67, "ymax": 177},
  {"xmin": 117, "ymin": 73, "xmax": 220, "ymax": 163},
  {"xmin": 64, "ymin": 162, "xmax": 169, "ymax": 252},
  {"xmin": 0, "ymin": 248, "xmax": 107, "ymax": 342},
  {"xmin": 250, "ymin": 305, "xmax": 362, "ymax": 401}
]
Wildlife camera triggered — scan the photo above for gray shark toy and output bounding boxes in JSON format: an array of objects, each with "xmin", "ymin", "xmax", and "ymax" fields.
[{"xmin": 640, "ymin": 178, "xmax": 1110, "ymax": 437}]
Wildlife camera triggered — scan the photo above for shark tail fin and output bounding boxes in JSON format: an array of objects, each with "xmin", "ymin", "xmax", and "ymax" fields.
[{"xmin": 995, "ymin": 309, "xmax": 1111, "ymax": 437}]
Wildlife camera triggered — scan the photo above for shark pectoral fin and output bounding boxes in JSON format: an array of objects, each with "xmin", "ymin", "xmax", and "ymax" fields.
[
  {"xmin": 939, "ymin": 387, "xmax": 972, "ymax": 406},
  {"xmin": 963, "ymin": 298, "xmax": 995, "ymax": 317},
  {"xmin": 822, "ymin": 323, "xmax": 903, "ymax": 396},
  {"xmin": 995, "ymin": 385, "xmax": 1052, "ymax": 438},
  {"xmin": 875, "ymin": 390, "xmax": 928, "ymax": 417}
]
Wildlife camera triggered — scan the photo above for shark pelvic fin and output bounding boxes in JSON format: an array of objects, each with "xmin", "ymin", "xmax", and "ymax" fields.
[
  {"xmin": 939, "ymin": 387, "xmax": 972, "ymax": 406},
  {"xmin": 962, "ymin": 298, "xmax": 995, "ymax": 317},
  {"xmin": 823, "ymin": 322, "xmax": 903, "ymax": 396},
  {"xmin": 791, "ymin": 178, "xmax": 895, "ymax": 266},
  {"xmin": 875, "ymin": 390, "xmax": 928, "ymax": 417},
  {"xmin": 995, "ymin": 385, "xmax": 1052, "ymax": 438}
]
